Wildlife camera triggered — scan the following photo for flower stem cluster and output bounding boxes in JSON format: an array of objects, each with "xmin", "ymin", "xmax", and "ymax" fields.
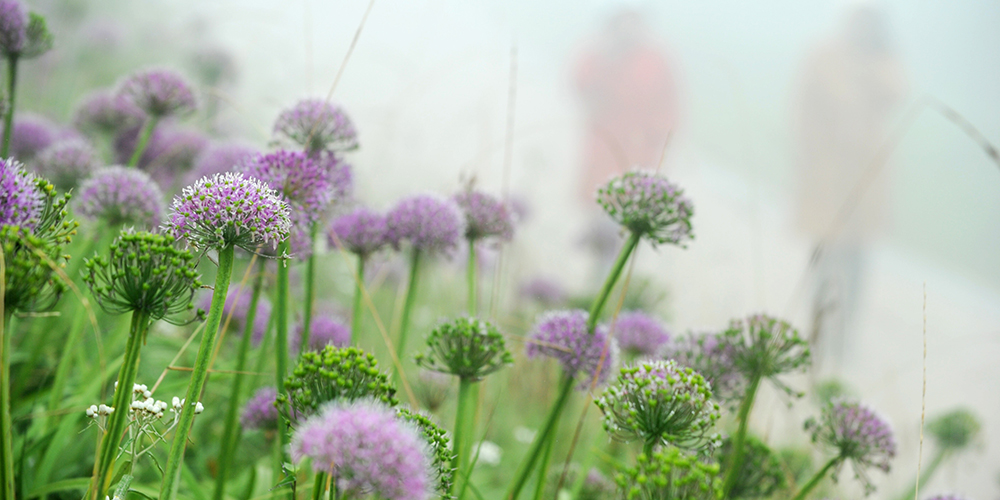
[
  {"xmin": 414, "ymin": 317, "xmax": 513, "ymax": 382},
  {"xmin": 614, "ymin": 447, "xmax": 722, "ymax": 500},
  {"xmin": 277, "ymin": 345, "xmax": 398, "ymax": 420}
]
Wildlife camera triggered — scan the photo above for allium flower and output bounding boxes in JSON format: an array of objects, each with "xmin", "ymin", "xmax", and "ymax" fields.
[
  {"xmin": 241, "ymin": 387, "xmax": 279, "ymax": 430},
  {"xmin": 397, "ymin": 408, "xmax": 454, "ymax": 497},
  {"xmin": 273, "ymin": 98, "xmax": 358, "ymax": 154},
  {"xmin": 718, "ymin": 434, "xmax": 787, "ymax": 499},
  {"xmin": 117, "ymin": 125, "xmax": 208, "ymax": 176},
  {"xmin": 185, "ymin": 141, "xmax": 256, "ymax": 185},
  {"xmin": 723, "ymin": 314, "xmax": 810, "ymax": 397},
  {"xmin": 927, "ymin": 408, "xmax": 980, "ymax": 451},
  {"xmin": 196, "ymin": 284, "xmax": 271, "ymax": 345},
  {"xmin": 292, "ymin": 313, "xmax": 350, "ymax": 353},
  {"xmin": 453, "ymin": 189, "xmax": 515, "ymax": 242},
  {"xmin": 615, "ymin": 447, "xmax": 722, "ymax": 500},
  {"xmin": 386, "ymin": 194, "xmax": 465, "ymax": 256},
  {"xmin": 239, "ymin": 150, "xmax": 333, "ymax": 226},
  {"xmin": 519, "ymin": 277, "xmax": 567, "ymax": 306},
  {"xmin": 72, "ymin": 90, "xmax": 145, "ymax": 136},
  {"xmin": 597, "ymin": 170, "xmax": 694, "ymax": 246},
  {"xmin": 291, "ymin": 400, "xmax": 432, "ymax": 500},
  {"xmin": 319, "ymin": 151, "xmax": 353, "ymax": 202},
  {"xmin": 165, "ymin": 172, "xmax": 291, "ymax": 251},
  {"xmin": 277, "ymin": 346, "xmax": 397, "ymax": 419},
  {"xmin": 328, "ymin": 206, "xmax": 388, "ymax": 258},
  {"xmin": 75, "ymin": 166, "xmax": 164, "ymax": 228},
  {"xmin": 33, "ymin": 139, "xmax": 97, "ymax": 190},
  {"xmin": 0, "ymin": 156, "xmax": 42, "ymax": 227},
  {"xmin": 804, "ymin": 399, "xmax": 896, "ymax": 494},
  {"xmin": 525, "ymin": 310, "xmax": 618, "ymax": 388},
  {"xmin": 415, "ymin": 317, "xmax": 513, "ymax": 381},
  {"xmin": 613, "ymin": 311, "xmax": 671, "ymax": 358},
  {"xmin": 596, "ymin": 360, "xmax": 720, "ymax": 451},
  {"xmin": 6, "ymin": 113, "xmax": 55, "ymax": 161},
  {"xmin": 117, "ymin": 68, "xmax": 197, "ymax": 117},
  {"xmin": 0, "ymin": 0, "xmax": 26, "ymax": 55},
  {"xmin": 664, "ymin": 331, "xmax": 746, "ymax": 405}
]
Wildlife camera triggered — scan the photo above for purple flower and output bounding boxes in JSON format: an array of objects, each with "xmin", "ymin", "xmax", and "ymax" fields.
[
  {"xmin": 197, "ymin": 284, "xmax": 271, "ymax": 345},
  {"xmin": 519, "ymin": 277, "xmax": 567, "ymax": 306},
  {"xmin": 165, "ymin": 172, "xmax": 291, "ymax": 251},
  {"xmin": 273, "ymin": 99, "xmax": 358, "ymax": 154},
  {"xmin": 185, "ymin": 141, "xmax": 256, "ymax": 185},
  {"xmin": 74, "ymin": 166, "xmax": 164, "ymax": 228},
  {"xmin": 239, "ymin": 149, "xmax": 333, "ymax": 227},
  {"xmin": 328, "ymin": 206, "xmax": 388, "ymax": 258},
  {"xmin": 117, "ymin": 125, "xmax": 208, "ymax": 188},
  {"xmin": 663, "ymin": 331, "xmax": 745, "ymax": 405},
  {"xmin": 453, "ymin": 189, "xmax": 515, "ymax": 242},
  {"xmin": 0, "ymin": 0, "xmax": 26, "ymax": 55},
  {"xmin": 526, "ymin": 310, "xmax": 618, "ymax": 388},
  {"xmin": 291, "ymin": 399, "xmax": 433, "ymax": 500},
  {"xmin": 292, "ymin": 313, "xmax": 350, "ymax": 353},
  {"xmin": 72, "ymin": 90, "xmax": 145, "ymax": 136},
  {"xmin": 386, "ymin": 194, "xmax": 465, "ymax": 256},
  {"xmin": 805, "ymin": 399, "xmax": 896, "ymax": 494},
  {"xmin": 319, "ymin": 151, "xmax": 353, "ymax": 202},
  {"xmin": 241, "ymin": 386, "xmax": 279, "ymax": 430},
  {"xmin": 33, "ymin": 139, "xmax": 98, "ymax": 190},
  {"xmin": 0, "ymin": 157, "xmax": 41, "ymax": 228},
  {"xmin": 612, "ymin": 311, "xmax": 671, "ymax": 358},
  {"xmin": 597, "ymin": 170, "xmax": 694, "ymax": 246},
  {"xmin": 6, "ymin": 114, "xmax": 56, "ymax": 162},
  {"xmin": 117, "ymin": 68, "xmax": 197, "ymax": 117}
]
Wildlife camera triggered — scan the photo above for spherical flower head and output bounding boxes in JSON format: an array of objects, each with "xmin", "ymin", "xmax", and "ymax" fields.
[
  {"xmin": 75, "ymin": 166, "xmax": 164, "ymax": 229},
  {"xmin": 239, "ymin": 149, "xmax": 333, "ymax": 227},
  {"xmin": 804, "ymin": 399, "xmax": 896, "ymax": 495},
  {"xmin": 397, "ymin": 407, "xmax": 454, "ymax": 497},
  {"xmin": 597, "ymin": 170, "xmax": 694, "ymax": 246},
  {"xmin": 241, "ymin": 386, "xmax": 279, "ymax": 430},
  {"xmin": 185, "ymin": 141, "xmax": 256, "ymax": 185},
  {"xmin": 664, "ymin": 331, "xmax": 746, "ymax": 406},
  {"xmin": 724, "ymin": 314, "xmax": 811, "ymax": 397},
  {"xmin": 0, "ymin": 157, "xmax": 42, "ymax": 228},
  {"xmin": 292, "ymin": 313, "xmax": 350, "ymax": 353},
  {"xmin": 596, "ymin": 360, "xmax": 720, "ymax": 451},
  {"xmin": 613, "ymin": 311, "xmax": 671, "ymax": 358},
  {"xmin": 291, "ymin": 399, "xmax": 432, "ymax": 500},
  {"xmin": 328, "ymin": 206, "xmax": 388, "ymax": 258},
  {"xmin": 117, "ymin": 68, "xmax": 197, "ymax": 118},
  {"xmin": 0, "ymin": 0, "xmax": 26, "ymax": 55},
  {"xmin": 718, "ymin": 434, "xmax": 787, "ymax": 499},
  {"xmin": 7, "ymin": 114, "xmax": 56, "ymax": 161},
  {"xmin": 73, "ymin": 90, "xmax": 145, "ymax": 136},
  {"xmin": 927, "ymin": 408, "xmax": 980, "ymax": 451},
  {"xmin": 415, "ymin": 317, "xmax": 513, "ymax": 381},
  {"xmin": 273, "ymin": 99, "xmax": 359, "ymax": 155},
  {"xmin": 165, "ymin": 172, "xmax": 291, "ymax": 252},
  {"xmin": 386, "ymin": 194, "xmax": 465, "ymax": 256},
  {"xmin": 453, "ymin": 189, "xmax": 514, "ymax": 242},
  {"xmin": 83, "ymin": 228, "xmax": 203, "ymax": 324},
  {"xmin": 33, "ymin": 139, "xmax": 98, "ymax": 190},
  {"xmin": 525, "ymin": 310, "xmax": 618, "ymax": 389},
  {"xmin": 197, "ymin": 284, "xmax": 271, "ymax": 345},
  {"xmin": 277, "ymin": 345, "xmax": 398, "ymax": 419},
  {"xmin": 615, "ymin": 447, "xmax": 722, "ymax": 500}
]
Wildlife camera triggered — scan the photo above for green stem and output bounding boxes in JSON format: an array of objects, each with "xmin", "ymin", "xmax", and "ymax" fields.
[
  {"xmin": 90, "ymin": 309, "xmax": 151, "ymax": 500},
  {"xmin": 301, "ymin": 222, "xmax": 318, "ymax": 353},
  {"xmin": 127, "ymin": 116, "xmax": 158, "ymax": 168},
  {"xmin": 722, "ymin": 373, "xmax": 762, "ymax": 498},
  {"xmin": 212, "ymin": 259, "xmax": 266, "ymax": 500},
  {"xmin": 394, "ymin": 249, "xmax": 421, "ymax": 382},
  {"xmin": 159, "ymin": 244, "xmax": 235, "ymax": 500},
  {"xmin": 791, "ymin": 456, "xmax": 840, "ymax": 500},
  {"xmin": 1, "ymin": 310, "xmax": 15, "ymax": 500},
  {"xmin": 311, "ymin": 471, "xmax": 327, "ymax": 500},
  {"xmin": 451, "ymin": 378, "xmax": 477, "ymax": 497},
  {"xmin": 531, "ymin": 432, "xmax": 557, "ymax": 500},
  {"xmin": 350, "ymin": 256, "xmax": 365, "ymax": 344},
  {"xmin": 587, "ymin": 231, "xmax": 641, "ymax": 333},
  {"xmin": 506, "ymin": 375, "xmax": 575, "ymax": 500},
  {"xmin": 46, "ymin": 307, "xmax": 87, "ymax": 416},
  {"xmin": 274, "ymin": 240, "xmax": 291, "ymax": 486},
  {"xmin": 642, "ymin": 440, "xmax": 656, "ymax": 457},
  {"xmin": 895, "ymin": 448, "xmax": 947, "ymax": 500},
  {"xmin": 1, "ymin": 55, "xmax": 19, "ymax": 158},
  {"xmin": 467, "ymin": 240, "xmax": 476, "ymax": 316}
]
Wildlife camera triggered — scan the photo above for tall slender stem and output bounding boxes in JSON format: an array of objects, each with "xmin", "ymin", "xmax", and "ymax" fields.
[
  {"xmin": 46, "ymin": 307, "xmax": 87, "ymax": 415},
  {"xmin": 451, "ymin": 377, "xmax": 477, "ymax": 497},
  {"xmin": 587, "ymin": 231, "xmax": 641, "ymax": 333},
  {"xmin": 394, "ymin": 249, "xmax": 421, "ymax": 382},
  {"xmin": 791, "ymin": 456, "xmax": 840, "ymax": 500},
  {"xmin": 350, "ymin": 255, "xmax": 365, "ymax": 344},
  {"xmin": 506, "ymin": 375, "xmax": 575, "ymax": 500},
  {"xmin": 127, "ymin": 116, "xmax": 158, "ymax": 168},
  {"xmin": 467, "ymin": 240, "xmax": 477, "ymax": 316},
  {"xmin": 159, "ymin": 244, "xmax": 235, "ymax": 500},
  {"xmin": 311, "ymin": 471, "xmax": 327, "ymax": 500},
  {"xmin": 301, "ymin": 222, "xmax": 318, "ymax": 353},
  {"xmin": 1, "ymin": 309, "xmax": 14, "ymax": 500},
  {"xmin": 722, "ymin": 373, "xmax": 762, "ymax": 497},
  {"xmin": 212, "ymin": 259, "xmax": 266, "ymax": 500},
  {"xmin": 896, "ymin": 448, "xmax": 947, "ymax": 500},
  {"xmin": 531, "ymin": 431, "xmax": 557, "ymax": 500},
  {"xmin": 1, "ymin": 55, "xmax": 19, "ymax": 158},
  {"xmin": 273, "ymin": 239, "xmax": 291, "ymax": 487}
]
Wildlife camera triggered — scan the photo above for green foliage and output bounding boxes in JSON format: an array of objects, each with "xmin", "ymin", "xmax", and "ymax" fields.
[{"xmin": 414, "ymin": 317, "xmax": 513, "ymax": 381}]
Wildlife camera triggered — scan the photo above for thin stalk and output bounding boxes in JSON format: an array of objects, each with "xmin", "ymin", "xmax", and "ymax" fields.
[
  {"xmin": 46, "ymin": 307, "xmax": 87, "ymax": 416},
  {"xmin": 301, "ymin": 222, "xmax": 318, "ymax": 353},
  {"xmin": 349, "ymin": 255, "xmax": 365, "ymax": 344},
  {"xmin": 159, "ymin": 244, "xmax": 235, "ymax": 500},
  {"xmin": 895, "ymin": 448, "xmax": 947, "ymax": 500},
  {"xmin": 531, "ymin": 432, "xmax": 557, "ymax": 500},
  {"xmin": 212, "ymin": 260, "xmax": 266, "ymax": 500},
  {"xmin": 127, "ymin": 116, "xmax": 159, "ymax": 168},
  {"xmin": 587, "ymin": 231, "xmax": 641, "ymax": 332},
  {"xmin": 1, "ymin": 308, "xmax": 14, "ymax": 500},
  {"xmin": 311, "ymin": 471, "xmax": 327, "ymax": 500},
  {"xmin": 791, "ymin": 456, "xmax": 840, "ymax": 500},
  {"xmin": 274, "ymin": 239, "xmax": 291, "ymax": 488},
  {"xmin": 467, "ymin": 241, "xmax": 476, "ymax": 316},
  {"xmin": 394, "ymin": 249, "xmax": 421, "ymax": 381},
  {"xmin": 90, "ymin": 309, "xmax": 151, "ymax": 500},
  {"xmin": 722, "ymin": 374, "xmax": 762, "ymax": 497},
  {"xmin": 506, "ymin": 375, "xmax": 575, "ymax": 500},
  {"xmin": 1, "ymin": 55, "xmax": 19, "ymax": 158},
  {"xmin": 451, "ymin": 378, "xmax": 477, "ymax": 497}
]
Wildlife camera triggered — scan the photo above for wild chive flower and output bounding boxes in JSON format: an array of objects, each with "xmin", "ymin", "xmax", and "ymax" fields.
[
  {"xmin": 185, "ymin": 141, "xmax": 256, "ymax": 185},
  {"xmin": 927, "ymin": 408, "xmax": 980, "ymax": 451},
  {"xmin": 277, "ymin": 345, "xmax": 398, "ymax": 419},
  {"xmin": 6, "ymin": 113, "xmax": 55, "ymax": 161},
  {"xmin": 75, "ymin": 166, "xmax": 164, "ymax": 228},
  {"xmin": 291, "ymin": 313, "xmax": 350, "ymax": 352},
  {"xmin": 72, "ymin": 89, "xmax": 145, "ymax": 136},
  {"xmin": 83, "ymin": 228, "xmax": 202, "ymax": 324},
  {"xmin": 117, "ymin": 68, "xmax": 197, "ymax": 118},
  {"xmin": 525, "ymin": 309, "xmax": 618, "ymax": 388},
  {"xmin": 386, "ymin": 194, "xmax": 465, "ymax": 256},
  {"xmin": 239, "ymin": 149, "xmax": 333, "ymax": 226},
  {"xmin": 328, "ymin": 205, "xmax": 389, "ymax": 258},
  {"xmin": 415, "ymin": 317, "xmax": 513, "ymax": 381},
  {"xmin": 165, "ymin": 172, "xmax": 291, "ymax": 251},
  {"xmin": 196, "ymin": 284, "xmax": 271, "ymax": 345},
  {"xmin": 33, "ymin": 139, "xmax": 97, "ymax": 190},
  {"xmin": 241, "ymin": 386, "xmax": 279, "ymax": 430},
  {"xmin": 0, "ymin": 0, "xmax": 26, "ymax": 55},
  {"xmin": 664, "ymin": 331, "xmax": 745, "ymax": 405},
  {"xmin": 0, "ymin": 156, "xmax": 42, "ymax": 227},
  {"xmin": 596, "ymin": 170, "xmax": 694, "ymax": 246},
  {"xmin": 718, "ymin": 434, "xmax": 787, "ymax": 499},
  {"xmin": 613, "ymin": 311, "xmax": 671, "ymax": 358},
  {"xmin": 453, "ymin": 189, "xmax": 515, "ymax": 242},
  {"xmin": 724, "ymin": 314, "xmax": 810, "ymax": 397},
  {"xmin": 596, "ymin": 360, "xmax": 720, "ymax": 452},
  {"xmin": 804, "ymin": 399, "xmax": 896, "ymax": 494},
  {"xmin": 397, "ymin": 407, "xmax": 454, "ymax": 497},
  {"xmin": 290, "ymin": 399, "xmax": 433, "ymax": 500},
  {"xmin": 273, "ymin": 98, "xmax": 359, "ymax": 154},
  {"xmin": 615, "ymin": 447, "xmax": 722, "ymax": 500}
]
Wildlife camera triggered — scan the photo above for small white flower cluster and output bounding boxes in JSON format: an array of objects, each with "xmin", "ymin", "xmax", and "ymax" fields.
[
  {"xmin": 171, "ymin": 397, "xmax": 204, "ymax": 414},
  {"xmin": 85, "ymin": 404, "xmax": 115, "ymax": 418}
]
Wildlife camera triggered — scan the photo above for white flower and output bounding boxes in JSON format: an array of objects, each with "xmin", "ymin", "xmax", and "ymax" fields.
[
  {"xmin": 194, "ymin": 402, "xmax": 204, "ymax": 414},
  {"xmin": 172, "ymin": 397, "xmax": 183, "ymax": 410},
  {"xmin": 86, "ymin": 405, "xmax": 98, "ymax": 418}
]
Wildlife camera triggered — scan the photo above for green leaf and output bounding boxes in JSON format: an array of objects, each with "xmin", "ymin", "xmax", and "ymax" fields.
[{"xmin": 25, "ymin": 477, "xmax": 91, "ymax": 499}]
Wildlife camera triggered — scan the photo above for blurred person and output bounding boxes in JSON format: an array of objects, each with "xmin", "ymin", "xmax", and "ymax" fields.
[{"xmin": 793, "ymin": 4, "xmax": 908, "ymax": 370}]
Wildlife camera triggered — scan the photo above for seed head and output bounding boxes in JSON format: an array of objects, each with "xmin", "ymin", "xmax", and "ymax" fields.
[
  {"xmin": 414, "ymin": 317, "xmax": 513, "ymax": 381},
  {"xmin": 278, "ymin": 345, "xmax": 397, "ymax": 420},
  {"xmin": 597, "ymin": 170, "xmax": 694, "ymax": 246}
]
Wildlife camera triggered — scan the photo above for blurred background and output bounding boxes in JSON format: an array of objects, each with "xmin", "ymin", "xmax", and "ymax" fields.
[{"xmin": 21, "ymin": 0, "xmax": 1000, "ymax": 497}]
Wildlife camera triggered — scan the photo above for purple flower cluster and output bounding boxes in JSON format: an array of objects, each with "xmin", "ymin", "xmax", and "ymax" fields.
[
  {"xmin": 7, "ymin": 114, "xmax": 56, "ymax": 161},
  {"xmin": 75, "ymin": 166, "xmax": 164, "ymax": 228},
  {"xmin": 291, "ymin": 399, "xmax": 433, "ymax": 500},
  {"xmin": 33, "ymin": 139, "xmax": 97, "ymax": 190},
  {"xmin": 0, "ymin": 0, "xmax": 26, "ymax": 55},
  {"xmin": 597, "ymin": 170, "xmax": 694, "ymax": 246},
  {"xmin": 453, "ymin": 189, "xmax": 515, "ymax": 242},
  {"xmin": 386, "ymin": 194, "xmax": 465, "ymax": 256},
  {"xmin": 165, "ymin": 172, "xmax": 291, "ymax": 251},
  {"xmin": 613, "ymin": 311, "xmax": 671, "ymax": 358},
  {"xmin": 117, "ymin": 68, "xmax": 197, "ymax": 117},
  {"xmin": 239, "ymin": 150, "xmax": 333, "ymax": 227},
  {"xmin": 292, "ymin": 313, "xmax": 350, "ymax": 353},
  {"xmin": 328, "ymin": 206, "xmax": 388, "ymax": 258},
  {"xmin": 519, "ymin": 277, "xmax": 568, "ymax": 306},
  {"xmin": 241, "ymin": 386, "xmax": 279, "ymax": 430},
  {"xmin": 526, "ymin": 309, "xmax": 618, "ymax": 388},
  {"xmin": 664, "ymin": 332, "xmax": 745, "ymax": 404},
  {"xmin": 0, "ymin": 157, "xmax": 41, "ymax": 228},
  {"xmin": 273, "ymin": 99, "xmax": 359, "ymax": 154},
  {"xmin": 197, "ymin": 284, "xmax": 271, "ymax": 345},
  {"xmin": 806, "ymin": 399, "xmax": 896, "ymax": 494},
  {"xmin": 72, "ymin": 90, "xmax": 145, "ymax": 136},
  {"xmin": 185, "ymin": 141, "xmax": 256, "ymax": 185}
]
